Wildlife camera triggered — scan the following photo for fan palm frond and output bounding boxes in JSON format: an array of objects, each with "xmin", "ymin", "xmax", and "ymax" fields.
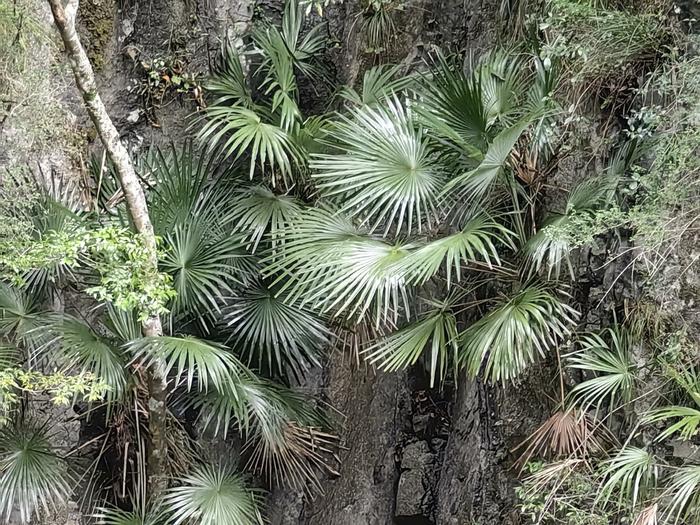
[
  {"xmin": 513, "ymin": 408, "xmax": 605, "ymax": 469},
  {"xmin": 230, "ymin": 186, "xmax": 301, "ymax": 253},
  {"xmin": 162, "ymin": 464, "xmax": 264, "ymax": 525},
  {"xmin": 49, "ymin": 316, "xmax": 128, "ymax": 402},
  {"xmin": 567, "ymin": 327, "xmax": 635, "ymax": 412},
  {"xmin": 339, "ymin": 64, "xmax": 415, "ymax": 106},
  {"xmin": 597, "ymin": 446, "xmax": 659, "ymax": 510},
  {"xmin": 442, "ymin": 117, "xmax": 532, "ymax": 202},
  {"xmin": 477, "ymin": 49, "xmax": 529, "ymax": 126},
  {"xmin": 0, "ymin": 424, "xmax": 72, "ymax": 524},
  {"xmin": 0, "ymin": 284, "xmax": 50, "ymax": 352},
  {"xmin": 664, "ymin": 464, "xmax": 700, "ymax": 524},
  {"xmin": 312, "ymin": 96, "xmax": 446, "ymax": 236},
  {"xmin": 129, "ymin": 336, "xmax": 247, "ymax": 392},
  {"xmin": 644, "ymin": 406, "xmax": 700, "ymax": 442},
  {"xmin": 197, "ymin": 104, "xmax": 300, "ymax": 185},
  {"xmin": 222, "ymin": 284, "xmax": 328, "ymax": 378},
  {"xmin": 265, "ymin": 208, "xmax": 411, "ymax": 325},
  {"xmin": 460, "ymin": 284, "xmax": 578, "ymax": 382},
  {"xmin": 394, "ymin": 214, "xmax": 514, "ymax": 287},
  {"xmin": 526, "ymin": 175, "xmax": 618, "ymax": 278},
  {"xmin": 632, "ymin": 504, "xmax": 658, "ymax": 525},
  {"xmin": 94, "ymin": 505, "xmax": 167, "ymax": 525},
  {"xmin": 417, "ymin": 54, "xmax": 488, "ymax": 153},
  {"xmin": 0, "ymin": 345, "xmax": 19, "ymax": 369},
  {"xmin": 365, "ymin": 307, "xmax": 458, "ymax": 387},
  {"xmin": 278, "ymin": 0, "xmax": 326, "ymax": 79},
  {"xmin": 207, "ymin": 43, "xmax": 253, "ymax": 109},
  {"xmin": 195, "ymin": 377, "xmax": 335, "ymax": 492}
]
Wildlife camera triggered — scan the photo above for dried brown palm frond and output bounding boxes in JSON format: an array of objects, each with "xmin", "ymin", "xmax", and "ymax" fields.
[
  {"xmin": 333, "ymin": 319, "xmax": 391, "ymax": 367},
  {"xmin": 245, "ymin": 422, "xmax": 340, "ymax": 494},
  {"xmin": 521, "ymin": 458, "xmax": 585, "ymax": 496},
  {"xmin": 632, "ymin": 503, "xmax": 658, "ymax": 525},
  {"xmin": 513, "ymin": 407, "xmax": 611, "ymax": 471}
]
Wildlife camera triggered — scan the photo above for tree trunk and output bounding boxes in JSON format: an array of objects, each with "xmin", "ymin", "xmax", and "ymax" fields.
[{"xmin": 46, "ymin": 0, "xmax": 169, "ymax": 499}]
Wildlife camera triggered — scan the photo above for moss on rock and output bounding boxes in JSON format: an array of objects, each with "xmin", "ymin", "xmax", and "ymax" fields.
[{"xmin": 78, "ymin": 0, "xmax": 115, "ymax": 71}]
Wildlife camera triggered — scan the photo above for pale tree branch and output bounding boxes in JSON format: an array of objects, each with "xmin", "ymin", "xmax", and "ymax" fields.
[{"xmin": 46, "ymin": 0, "xmax": 169, "ymax": 499}]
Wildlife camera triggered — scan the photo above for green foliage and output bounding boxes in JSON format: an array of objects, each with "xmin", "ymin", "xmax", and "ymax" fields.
[
  {"xmin": 460, "ymin": 285, "xmax": 577, "ymax": 382},
  {"xmin": 0, "ymin": 424, "xmax": 73, "ymax": 524},
  {"xmin": 567, "ymin": 327, "xmax": 636, "ymax": 412},
  {"xmin": 162, "ymin": 464, "xmax": 264, "ymax": 525},
  {"xmin": 597, "ymin": 447, "xmax": 658, "ymax": 510}
]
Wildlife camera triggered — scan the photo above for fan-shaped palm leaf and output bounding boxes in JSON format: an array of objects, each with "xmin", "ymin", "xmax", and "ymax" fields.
[
  {"xmin": 477, "ymin": 50, "xmax": 529, "ymax": 126},
  {"xmin": 48, "ymin": 316, "xmax": 128, "ymax": 402},
  {"xmin": 195, "ymin": 377, "xmax": 335, "ymax": 492},
  {"xmin": 442, "ymin": 117, "xmax": 532, "ymax": 202},
  {"xmin": 365, "ymin": 308, "xmax": 458, "ymax": 387},
  {"xmin": 312, "ymin": 96, "xmax": 446, "ymax": 236},
  {"xmin": 417, "ymin": 54, "xmax": 488, "ymax": 152},
  {"xmin": 129, "ymin": 336, "xmax": 248, "ymax": 393},
  {"xmin": 0, "ymin": 345, "xmax": 19, "ymax": 369},
  {"xmin": 206, "ymin": 43, "xmax": 253, "ymax": 109},
  {"xmin": 222, "ymin": 285, "xmax": 328, "ymax": 378},
  {"xmin": 264, "ymin": 208, "xmax": 411, "ymax": 324},
  {"xmin": 394, "ymin": 214, "xmax": 514, "ymax": 287},
  {"xmin": 94, "ymin": 505, "xmax": 167, "ymax": 525},
  {"xmin": 597, "ymin": 446, "xmax": 659, "ymax": 510},
  {"xmin": 0, "ymin": 424, "xmax": 72, "ymax": 524},
  {"xmin": 279, "ymin": 0, "xmax": 326, "ymax": 78},
  {"xmin": 664, "ymin": 464, "xmax": 700, "ymax": 524},
  {"xmin": 339, "ymin": 64, "xmax": 415, "ymax": 106},
  {"xmin": 460, "ymin": 284, "xmax": 578, "ymax": 382},
  {"xmin": 230, "ymin": 186, "xmax": 301, "ymax": 253},
  {"xmin": 197, "ymin": 104, "xmax": 300, "ymax": 184},
  {"xmin": 0, "ymin": 283, "xmax": 50, "ymax": 352},
  {"xmin": 162, "ymin": 464, "xmax": 264, "ymax": 525},
  {"xmin": 644, "ymin": 406, "xmax": 700, "ymax": 442},
  {"xmin": 567, "ymin": 327, "xmax": 635, "ymax": 412}
]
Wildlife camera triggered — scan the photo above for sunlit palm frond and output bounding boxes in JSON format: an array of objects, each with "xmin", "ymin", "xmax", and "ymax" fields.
[
  {"xmin": 0, "ymin": 424, "xmax": 72, "ymax": 524},
  {"xmin": 597, "ymin": 447, "xmax": 659, "ymax": 510},
  {"xmin": 664, "ymin": 464, "xmax": 700, "ymax": 524},
  {"xmin": 526, "ymin": 175, "xmax": 618, "ymax": 278},
  {"xmin": 230, "ymin": 186, "xmax": 301, "ymax": 253},
  {"xmin": 312, "ymin": 96, "xmax": 446, "ymax": 236},
  {"xmin": 339, "ymin": 64, "xmax": 415, "ymax": 106},
  {"xmin": 395, "ymin": 214, "xmax": 514, "ymax": 287},
  {"xmin": 460, "ymin": 284, "xmax": 578, "ymax": 382},
  {"xmin": 0, "ymin": 345, "xmax": 19, "ymax": 368},
  {"xmin": 162, "ymin": 464, "xmax": 264, "ymax": 525},
  {"xmin": 207, "ymin": 43, "xmax": 253, "ymax": 109},
  {"xmin": 279, "ymin": 0, "xmax": 326, "ymax": 79},
  {"xmin": 264, "ymin": 208, "xmax": 411, "ymax": 325},
  {"xmin": 129, "ymin": 336, "xmax": 247, "ymax": 393},
  {"xmin": 477, "ymin": 50, "xmax": 529, "ymax": 126},
  {"xmin": 567, "ymin": 327, "xmax": 635, "ymax": 412},
  {"xmin": 197, "ymin": 104, "xmax": 300, "ymax": 185},
  {"xmin": 222, "ymin": 284, "xmax": 328, "ymax": 378},
  {"xmin": 644, "ymin": 406, "xmax": 700, "ymax": 442},
  {"xmin": 365, "ymin": 308, "xmax": 458, "ymax": 387}
]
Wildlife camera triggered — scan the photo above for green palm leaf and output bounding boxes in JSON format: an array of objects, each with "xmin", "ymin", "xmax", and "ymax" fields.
[
  {"xmin": 49, "ymin": 316, "xmax": 128, "ymax": 402},
  {"xmin": 460, "ymin": 284, "xmax": 578, "ymax": 382},
  {"xmin": 394, "ymin": 214, "xmax": 514, "ymax": 287},
  {"xmin": 264, "ymin": 208, "xmax": 411, "ymax": 324},
  {"xmin": 312, "ymin": 96, "xmax": 446, "ymax": 236},
  {"xmin": 162, "ymin": 464, "xmax": 264, "ymax": 525},
  {"xmin": 197, "ymin": 104, "xmax": 300, "ymax": 185},
  {"xmin": 365, "ymin": 308, "xmax": 459, "ymax": 387},
  {"xmin": 567, "ymin": 327, "xmax": 635, "ymax": 412},
  {"xmin": 665, "ymin": 464, "xmax": 700, "ymax": 524},
  {"xmin": 129, "ymin": 336, "xmax": 248, "ymax": 393},
  {"xmin": 644, "ymin": 406, "xmax": 700, "ymax": 442},
  {"xmin": 597, "ymin": 446, "xmax": 658, "ymax": 510},
  {"xmin": 222, "ymin": 285, "xmax": 328, "ymax": 378},
  {"xmin": 0, "ymin": 283, "xmax": 50, "ymax": 352},
  {"xmin": 0, "ymin": 424, "xmax": 72, "ymax": 524},
  {"xmin": 442, "ymin": 118, "xmax": 531, "ymax": 201},
  {"xmin": 94, "ymin": 505, "xmax": 167, "ymax": 525},
  {"xmin": 339, "ymin": 64, "xmax": 415, "ymax": 106},
  {"xmin": 230, "ymin": 186, "xmax": 301, "ymax": 253}
]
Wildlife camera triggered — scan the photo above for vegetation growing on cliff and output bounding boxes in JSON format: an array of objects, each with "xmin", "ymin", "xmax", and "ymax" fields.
[{"xmin": 0, "ymin": 0, "xmax": 697, "ymax": 524}]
